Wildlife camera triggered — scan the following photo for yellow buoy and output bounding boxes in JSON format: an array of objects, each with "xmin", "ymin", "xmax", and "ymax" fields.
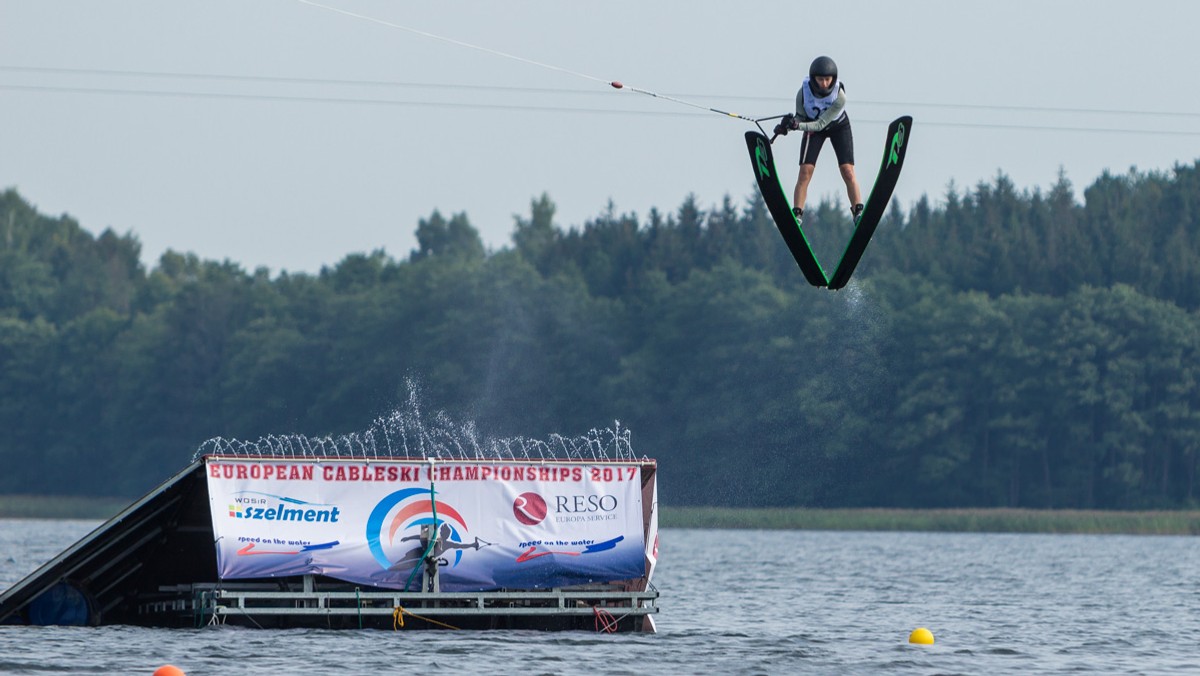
[
  {"xmin": 908, "ymin": 627, "xmax": 935, "ymax": 645},
  {"xmin": 153, "ymin": 666, "xmax": 186, "ymax": 676}
]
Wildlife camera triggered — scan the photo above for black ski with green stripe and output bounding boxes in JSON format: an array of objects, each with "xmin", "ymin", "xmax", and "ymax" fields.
[
  {"xmin": 827, "ymin": 116, "xmax": 911, "ymax": 289},
  {"xmin": 744, "ymin": 130, "xmax": 829, "ymax": 287},
  {"xmin": 745, "ymin": 115, "xmax": 912, "ymax": 290}
]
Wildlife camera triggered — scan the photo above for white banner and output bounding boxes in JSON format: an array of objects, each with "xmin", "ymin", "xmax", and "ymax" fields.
[{"xmin": 205, "ymin": 459, "xmax": 647, "ymax": 591}]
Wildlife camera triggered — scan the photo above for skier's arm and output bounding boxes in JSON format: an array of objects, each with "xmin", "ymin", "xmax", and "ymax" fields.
[{"xmin": 793, "ymin": 89, "xmax": 847, "ymax": 132}]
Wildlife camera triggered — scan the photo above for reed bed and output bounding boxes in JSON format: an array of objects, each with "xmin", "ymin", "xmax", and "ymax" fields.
[
  {"xmin": 662, "ymin": 507, "xmax": 1200, "ymax": 535},
  {"xmin": 0, "ymin": 495, "xmax": 127, "ymax": 520}
]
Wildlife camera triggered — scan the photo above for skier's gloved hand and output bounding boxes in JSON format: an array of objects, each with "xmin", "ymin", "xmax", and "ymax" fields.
[
  {"xmin": 773, "ymin": 113, "xmax": 796, "ymax": 137},
  {"xmin": 784, "ymin": 113, "xmax": 799, "ymax": 130}
]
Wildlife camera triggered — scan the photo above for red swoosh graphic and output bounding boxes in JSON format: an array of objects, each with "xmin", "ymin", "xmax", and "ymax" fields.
[
  {"xmin": 516, "ymin": 546, "xmax": 581, "ymax": 563},
  {"xmin": 387, "ymin": 500, "xmax": 469, "ymax": 542},
  {"xmin": 237, "ymin": 542, "xmax": 300, "ymax": 556}
]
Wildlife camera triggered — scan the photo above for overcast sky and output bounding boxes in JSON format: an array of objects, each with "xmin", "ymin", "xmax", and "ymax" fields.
[{"xmin": 3, "ymin": 0, "xmax": 1199, "ymax": 274}]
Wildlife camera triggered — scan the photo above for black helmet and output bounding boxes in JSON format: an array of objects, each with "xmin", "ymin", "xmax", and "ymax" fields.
[{"xmin": 809, "ymin": 56, "xmax": 838, "ymax": 97}]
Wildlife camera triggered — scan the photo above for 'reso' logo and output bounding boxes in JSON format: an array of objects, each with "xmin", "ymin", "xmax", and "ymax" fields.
[{"xmin": 513, "ymin": 492, "xmax": 548, "ymax": 525}]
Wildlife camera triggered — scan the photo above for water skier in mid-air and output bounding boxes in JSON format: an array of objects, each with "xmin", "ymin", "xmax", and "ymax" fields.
[{"xmin": 773, "ymin": 56, "xmax": 864, "ymax": 227}]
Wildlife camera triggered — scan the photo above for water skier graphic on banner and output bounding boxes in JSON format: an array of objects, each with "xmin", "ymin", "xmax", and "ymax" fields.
[
  {"xmin": 389, "ymin": 522, "xmax": 494, "ymax": 571},
  {"xmin": 366, "ymin": 487, "xmax": 494, "ymax": 576}
]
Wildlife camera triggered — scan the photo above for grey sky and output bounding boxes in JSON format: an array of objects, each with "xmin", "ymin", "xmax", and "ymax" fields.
[{"xmin": 3, "ymin": 0, "xmax": 1198, "ymax": 273}]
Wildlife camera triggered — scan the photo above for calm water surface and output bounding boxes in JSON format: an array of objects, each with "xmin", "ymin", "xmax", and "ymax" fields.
[{"xmin": 1, "ymin": 519, "xmax": 1197, "ymax": 674}]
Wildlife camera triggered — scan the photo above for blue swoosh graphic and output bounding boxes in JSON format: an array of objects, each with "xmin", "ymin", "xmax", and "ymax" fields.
[{"xmin": 583, "ymin": 536, "xmax": 624, "ymax": 553}]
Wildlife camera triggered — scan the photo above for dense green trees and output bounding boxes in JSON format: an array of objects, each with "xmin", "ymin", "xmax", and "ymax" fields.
[{"xmin": 1, "ymin": 163, "xmax": 1198, "ymax": 508}]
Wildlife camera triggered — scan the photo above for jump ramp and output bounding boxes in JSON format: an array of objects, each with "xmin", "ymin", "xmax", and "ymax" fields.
[{"xmin": 0, "ymin": 456, "xmax": 659, "ymax": 632}]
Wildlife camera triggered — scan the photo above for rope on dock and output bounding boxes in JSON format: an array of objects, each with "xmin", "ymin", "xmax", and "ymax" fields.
[
  {"xmin": 393, "ymin": 605, "xmax": 460, "ymax": 631},
  {"xmin": 593, "ymin": 606, "xmax": 618, "ymax": 633}
]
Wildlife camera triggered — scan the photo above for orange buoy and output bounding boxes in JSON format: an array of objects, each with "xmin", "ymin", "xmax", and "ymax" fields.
[{"xmin": 153, "ymin": 666, "xmax": 186, "ymax": 676}]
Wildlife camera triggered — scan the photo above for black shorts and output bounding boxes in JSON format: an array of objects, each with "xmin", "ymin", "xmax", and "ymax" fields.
[{"xmin": 799, "ymin": 116, "xmax": 854, "ymax": 166}]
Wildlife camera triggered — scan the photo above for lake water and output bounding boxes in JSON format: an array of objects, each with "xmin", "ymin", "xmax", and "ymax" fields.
[{"xmin": 1, "ymin": 520, "xmax": 1198, "ymax": 674}]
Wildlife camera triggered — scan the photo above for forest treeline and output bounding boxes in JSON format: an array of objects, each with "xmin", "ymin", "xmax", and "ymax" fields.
[{"xmin": 1, "ymin": 161, "xmax": 1198, "ymax": 508}]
